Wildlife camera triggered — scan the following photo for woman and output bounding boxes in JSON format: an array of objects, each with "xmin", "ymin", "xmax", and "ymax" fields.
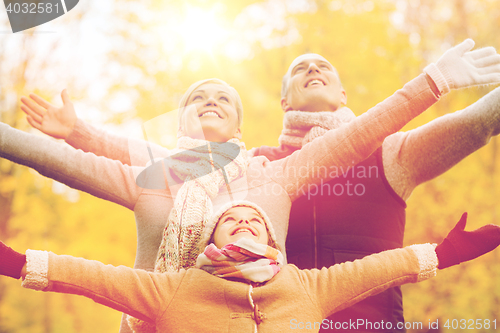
[{"xmin": 1, "ymin": 201, "xmax": 499, "ymax": 332}]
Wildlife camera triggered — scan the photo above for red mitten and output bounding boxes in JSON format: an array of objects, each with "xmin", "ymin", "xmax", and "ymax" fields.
[
  {"xmin": 0, "ymin": 241, "xmax": 26, "ymax": 279},
  {"xmin": 435, "ymin": 213, "xmax": 500, "ymax": 269}
]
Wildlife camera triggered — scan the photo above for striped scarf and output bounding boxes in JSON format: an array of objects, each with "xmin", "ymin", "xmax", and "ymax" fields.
[{"xmin": 196, "ymin": 238, "xmax": 283, "ymax": 283}]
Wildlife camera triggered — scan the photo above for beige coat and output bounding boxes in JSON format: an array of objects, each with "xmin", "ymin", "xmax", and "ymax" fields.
[{"xmin": 22, "ymin": 244, "xmax": 438, "ymax": 332}]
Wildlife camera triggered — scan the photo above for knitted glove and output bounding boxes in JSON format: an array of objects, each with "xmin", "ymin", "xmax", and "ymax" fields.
[
  {"xmin": 424, "ymin": 39, "xmax": 500, "ymax": 95},
  {"xmin": 435, "ymin": 213, "xmax": 500, "ymax": 269},
  {"xmin": 0, "ymin": 241, "xmax": 26, "ymax": 279}
]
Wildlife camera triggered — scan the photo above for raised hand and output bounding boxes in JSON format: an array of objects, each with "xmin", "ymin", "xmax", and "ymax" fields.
[
  {"xmin": 20, "ymin": 89, "xmax": 77, "ymax": 140},
  {"xmin": 425, "ymin": 39, "xmax": 500, "ymax": 93},
  {"xmin": 435, "ymin": 213, "xmax": 500, "ymax": 269}
]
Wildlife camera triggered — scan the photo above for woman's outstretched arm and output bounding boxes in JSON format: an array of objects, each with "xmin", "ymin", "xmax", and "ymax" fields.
[
  {"xmin": 21, "ymin": 90, "xmax": 168, "ymax": 166},
  {"xmin": 0, "ymin": 121, "xmax": 144, "ymax": 210}
]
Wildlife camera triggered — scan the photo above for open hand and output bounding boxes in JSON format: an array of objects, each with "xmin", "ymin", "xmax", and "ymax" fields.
[
  {"xmin": 433, "ymin": 39, "xmax": 500, "ymax": 90},
  {"xmin": 20, "ymin": 89, "xmax": 77, "ymax": 140},
  {"xmin": 435, "ymin": 212, "xmax": 500, "ymax": 269}
]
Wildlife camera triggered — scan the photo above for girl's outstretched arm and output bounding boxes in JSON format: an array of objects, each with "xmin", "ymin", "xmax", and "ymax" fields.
[
  {"xmin": 0, "ymin": 241, "xmax": 182, "ymax": 326},
  {"xmin": 300, "ymin": 213, "xmax": 500, "ymax": 319}
]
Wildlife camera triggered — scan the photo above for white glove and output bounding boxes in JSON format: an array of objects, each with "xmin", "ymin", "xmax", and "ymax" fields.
[{"xmin": 424, "ymin": 39, "xmax": 500, "ymax": 95}]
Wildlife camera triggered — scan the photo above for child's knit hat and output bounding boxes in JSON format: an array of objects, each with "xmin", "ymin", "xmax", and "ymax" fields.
[{"xmin": 199, "ymin": 200, "xmax": 278, "ymax": 250}]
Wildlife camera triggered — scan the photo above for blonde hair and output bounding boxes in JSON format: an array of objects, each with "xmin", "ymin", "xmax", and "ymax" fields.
[{"xmin": 177, "ymin": 78, "xmax": 244, "ymax": 134}]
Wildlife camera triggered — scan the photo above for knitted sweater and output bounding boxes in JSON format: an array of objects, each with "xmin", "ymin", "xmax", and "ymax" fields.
[
  {"xmin": 0, "ymin": 74, "xmax": 438, "ymax": 273},
  {"xmin": 22, "ymin": 244, "xmax": 438, "ymax": 332}
]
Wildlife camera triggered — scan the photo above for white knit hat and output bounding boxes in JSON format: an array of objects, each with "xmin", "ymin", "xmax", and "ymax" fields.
[{"xmin": 199, "ymin": 200, "xmax": 278, "ymax": 250}]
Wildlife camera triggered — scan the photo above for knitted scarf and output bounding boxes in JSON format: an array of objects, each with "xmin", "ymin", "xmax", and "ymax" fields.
[
  {"xmin": 155, "ymin": 136, "xmax": 249, "ymax": 273},
  {"xmin": 196, "ymin": 238, "xmax": 284, "ymax": 283},
  {"xmin": 129, "ymin": 137, "xmax": 249, "ymax": 333},
  {"xmin": 278, "ymin": 107, "xmax": 356, "ymax": 148}
]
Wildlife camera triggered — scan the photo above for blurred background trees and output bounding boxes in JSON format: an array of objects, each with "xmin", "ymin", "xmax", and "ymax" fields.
[{"xmin": 0, "ymin": 0, "xmax": 499, "ymax": 331}]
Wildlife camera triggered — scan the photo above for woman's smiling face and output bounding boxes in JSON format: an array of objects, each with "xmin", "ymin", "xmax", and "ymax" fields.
[{"xmin": 181, "ymin": 83, "xmax": 242, "ymax": 142}]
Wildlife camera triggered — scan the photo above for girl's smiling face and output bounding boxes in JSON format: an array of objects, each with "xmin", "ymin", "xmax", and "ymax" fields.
[{"xmin": 212, "ymin": 206, "xmax": 269, "ymax": 248}]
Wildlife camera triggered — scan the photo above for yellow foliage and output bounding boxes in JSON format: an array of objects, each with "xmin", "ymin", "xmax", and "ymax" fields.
[{"xmin": 1, "ymin": 0, "xmax": 500, "ymax": 331}]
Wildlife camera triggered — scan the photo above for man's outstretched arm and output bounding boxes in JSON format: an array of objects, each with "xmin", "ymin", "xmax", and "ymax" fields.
[{"xmin": 383, "ymin": 86, "xmax": 500, "ymax": 201}]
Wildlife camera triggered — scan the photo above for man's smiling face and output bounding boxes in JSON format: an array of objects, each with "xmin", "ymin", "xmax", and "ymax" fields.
[{"xmin": 281, "ymin": 54, "xmax": 347, "ymax": 112}]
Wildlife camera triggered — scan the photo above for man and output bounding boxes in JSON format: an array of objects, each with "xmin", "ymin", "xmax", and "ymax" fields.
[{"xmin": 250, "ymin": 42, "xmax": 500, "ymax": 332}]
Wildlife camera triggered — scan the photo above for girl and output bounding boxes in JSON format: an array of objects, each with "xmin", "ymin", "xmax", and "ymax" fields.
[{"xmin": 1, "ymin": 201, "xmax": 499, "ymax": 332}]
